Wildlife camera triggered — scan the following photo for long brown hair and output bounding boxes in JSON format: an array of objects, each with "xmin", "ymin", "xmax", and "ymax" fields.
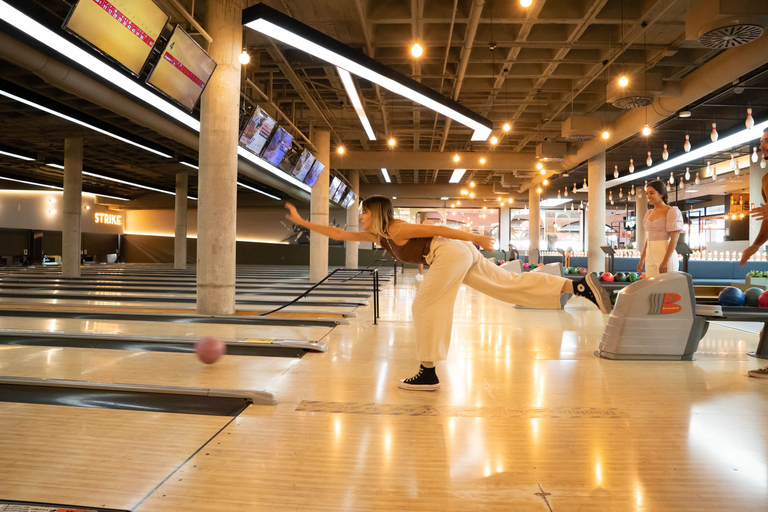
[
  {"xmin": 361, "ymin": 195, "xmax": 396, "ymax": 239},
  {"xmin": 647, "ymin": 180, "xmax": 669, "ymax": 204}
]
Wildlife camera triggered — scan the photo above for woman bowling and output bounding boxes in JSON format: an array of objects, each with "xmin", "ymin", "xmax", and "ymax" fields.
[
  {"xmin": 285, "ymin": 196, "xmax": 610, "ymax": 391},
  {"xmin": 637, "ymin": 180, "xmax": 684, "ymax": 277}
]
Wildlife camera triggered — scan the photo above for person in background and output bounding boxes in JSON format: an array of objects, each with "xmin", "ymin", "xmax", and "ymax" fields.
[
  {"xmin": 741, "ymin": 126, "xmax": 768, "ymax": 378},
  {"xmin": 637, "ymin": 180, "xmax": 683, "ymax": 277}
]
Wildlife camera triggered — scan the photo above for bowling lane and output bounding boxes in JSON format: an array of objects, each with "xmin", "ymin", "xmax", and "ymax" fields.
[{"xmin": 0, "ymin": 401, "xmax": 234, "ymax": 511}]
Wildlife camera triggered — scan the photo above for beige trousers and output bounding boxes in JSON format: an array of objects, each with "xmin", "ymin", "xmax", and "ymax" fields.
[
  {"xmin": 645, "ymin": 240, "xmax": 678, "ymax": 278},
  {"xmin": 413, "ymin": 237, "xmax": 568, "ymax": 362}
]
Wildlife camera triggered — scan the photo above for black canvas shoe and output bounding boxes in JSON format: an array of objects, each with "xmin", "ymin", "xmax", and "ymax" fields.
[
  {"xmin": 574, "ymin": 273, "xmax": 611, "ymax": 314},
  {"xmin": 398, "ymin": 365, "xmax": 440, "ymax": 391}
]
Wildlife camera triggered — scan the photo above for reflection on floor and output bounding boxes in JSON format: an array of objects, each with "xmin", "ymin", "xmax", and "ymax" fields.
[{"xmin": 1, "ymin": 269, "xmax": 767, "ymax": 511}]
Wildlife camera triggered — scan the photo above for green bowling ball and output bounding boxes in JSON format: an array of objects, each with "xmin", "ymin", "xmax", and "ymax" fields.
[
  {"xmin": 529, "ymin": 263, "xmax": 537, "ymax": 269},
  {"xmin": 745, "ymin": 287, "xmax": 763, "ymax": 307},
  {"xmin": 627, "ymin": 272, "xmax": 639, "ymax": 282},
  {"xmin": 610, "ymin": 290, "xmax": 619, "ymax": 305},
  {"xmin": 614, "ymin": 272, "xmax": 627, "ymax": 282}
]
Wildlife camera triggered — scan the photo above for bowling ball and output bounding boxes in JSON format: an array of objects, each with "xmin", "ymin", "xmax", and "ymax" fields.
[
  {"xmin": 600, "ymin": 272, "xmax": 614, "ymax": 282},
  {"xmin": 523, "ymin": 263, "xmax": 530, "ymax": 269},
  {"xmin": 627, "ymin": 272, "xmax": 639, "ymax": 282},
  {"xmin": 578, "ymin": 267, "xmax": 588, "ymax": 275},
  {"xmin": 614, "ymin": 272, "xmax": 627, "ymax": 282},
  {"xmin": 195, "ymin": 336, "xmax": 226, "ymax": 364},
  {"xmin": 718, "ymin": 287, "xmax": 746, "ymax": 307},
  {"xmin": 758, "ymin": 291, "xmax": 768, "ymax": 308},
  {"xmin": 744, "ymin": 287, "xmax": 763, "ymax": 307},
  {"xmin": 640, "ymin": 273, "xmax": 646, "ymax": 279},
  {"xmin": 529, "ymin": 263, "xmax": 538, "ymax": 269},
  {"xmin": 610, "ymin": 290, "xmax": 619, "ymax": 305}
]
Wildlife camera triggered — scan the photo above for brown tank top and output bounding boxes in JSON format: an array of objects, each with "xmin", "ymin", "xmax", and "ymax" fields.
[{"xmin": 379, "ymin": 236, "xmax": 433, "ymax": 264}]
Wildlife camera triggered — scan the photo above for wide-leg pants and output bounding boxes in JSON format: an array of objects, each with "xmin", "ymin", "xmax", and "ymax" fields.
[
  {"xmin": 412, "ymin": 237, "xmax": 568, "ymax": 362},
  {"xmin": 645, "ymin": 240, "xmax": 678, "ymax": 278}
]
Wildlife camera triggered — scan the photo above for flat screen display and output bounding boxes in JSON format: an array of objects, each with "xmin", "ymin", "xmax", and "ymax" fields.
[
  {"xmin": 329, "ymin": 176, "xmax": 341, "ymax": 198},
  {"xmin": 278, "ymin": 141, "xmax": 302, "ymax": 174},
  {"xmin": 64, "ymin": 0, "xmax": 169, "ymax": 75},
  {"xmin": 341, "ymin": 191, "xmax": 356, "ymax": 209},
  {"xmin": 146, "ymin": 26, "xmax": 216, "ymax": 111},
  {"xmin": 291, "ymin": 149, "xmax": 316, "ymax": 181},
  {"xmin": 332, "ymin": 183, "xmax": 347, "ymax": 203},
  {"xmin": 304, "ymin": 160, "xmax": 324, "ymax": 187},
  {"xmin": 261, "ymin": 126, "xmax": 294, "ymax": 166},
  {"xmin": 239, "ymin": 107, "xmax": 276, "ymax": 156}
]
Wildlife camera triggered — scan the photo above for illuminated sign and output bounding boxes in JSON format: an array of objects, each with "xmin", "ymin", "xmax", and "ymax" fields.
[{"xmin": 95, "ymin": 212, "xmax": 122, "ymax": 225}]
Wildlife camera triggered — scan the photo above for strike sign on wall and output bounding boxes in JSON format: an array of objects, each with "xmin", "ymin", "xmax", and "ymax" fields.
[{"xmin": 95, "ymin": 213, "xmax": 122, "ymax": 225}]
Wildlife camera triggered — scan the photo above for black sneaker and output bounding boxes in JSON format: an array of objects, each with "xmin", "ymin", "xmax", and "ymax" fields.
[
  {"xmin": 398, "ymin": 365, "xmax": 440, "ymax": 391},
  {"xmin": 574, "ymin": 273, "xmax": 611, "ymax": 314}
]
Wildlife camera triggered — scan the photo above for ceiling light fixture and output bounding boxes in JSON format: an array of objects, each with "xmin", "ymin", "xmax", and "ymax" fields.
[
  {"xmin": 0, "ymin": 144, "xmax": 35, "ymax": 161},
  {"xmin": 642, "ymin": 124, "xmax": 651, "ymax": 136},
  {"xmin": 338, "ymin": 67, "xmax": 376, "ymax": 141},
  {"xmin": 453, "ymin": 154, "xmax": 460, "ymax": 162},
  {"xmin": 520, "ymin": 0, "xmax": 533, "ymax": 6},
  {"xmin": 503, "ymin": 123, "xmax": 511, "ymax": 132},
  {"xmin": 337, "ymin": 146, "xmax": 345, "ymax": 154},
  {"xmin": 388, "ymin": 138, "xmax": 396, "ymax": 147},
  {"xmin": 411, "ymin": 43, "xmax": 423, "ymax": 58},
  {"xmin": 381, "ymin": 168, "xmax": 391, "ymax": 183},
  {"xmin": 536, "ymin": 162, "xmax": 543, "ymax": 170},
  {"xmin": 480, "ymin": 157, "xmax": 486, "ymax": 164},
  {"xmin": 236, "ymin": 181, "xmax": 281, "ymax": 200},
  {"xmin": 601, "ymin": 131, "xmax": 610, "ymax": 140},
  {"xmin": 618, "ymin": 76, "xmax": 629, "ymax": 87},
  {"xmin": 243, "ymin": 4, "xmax": 493, "ymax": 141},
  {"xmin": 449, "ymin": 168, "xmax": 467, "ymax": 183},
  {"xmin": 0, "ymin": 177, "xmax": 131, "ymax": 201},
  {"xmin": 239, "ymin": 49, "xmax": 250, "ymax": 65},
  {"xmin": 82, "ymin": 171, "xmax": 196, "ymax": 200},
  {"xmin": 490, "ymin": 136, "xmax": 498, "ymax": 145},
  {"xmin": 536, "ymin": 187, "xmax": 542, "ymax": 194}
]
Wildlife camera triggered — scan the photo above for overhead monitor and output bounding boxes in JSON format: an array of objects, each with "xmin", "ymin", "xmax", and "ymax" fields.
[
  {"xmin": 278, "ymin": 140, "xmax": 302, "ymax": 174},
  {"xmin": 332, "ymin": 182, "xmax": 347, "ymax": 203},
  {"xmin": 261, "ymin": 126, "xmax": 294, "ymax": 167},
  {"xmin": 291, "ymin": 149, "xmax": 316, "ymax": 182},
  {"xmin": 239, "ymin": 107, "xmax": 276, "ymax": 156},
  {"xmin": 304, "ymin": 160, "xmax": 324, "ymax": 187},
  {"xmin": 329, "ymin": 176, "xmax": 341, "ymax": 198},
  {"xmin": 64, "ymin": 0, "xmax": 169, "ymax": 75},
  {"xmin": 146, "ymin": 26, "xmax": 216, "ymax": 111},
  {"xmin": 341, "ymin": 191, "xmax": 356, "ymax": 209}
]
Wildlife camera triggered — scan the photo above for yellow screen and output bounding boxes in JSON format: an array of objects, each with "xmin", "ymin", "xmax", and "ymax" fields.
[
  {"xmin": 65, "ymin": 0, "xmax": 168, "ymax": 74},
  {"xmin": 147, "ymin": 26, "xmax": 216, "ymax": 111}
]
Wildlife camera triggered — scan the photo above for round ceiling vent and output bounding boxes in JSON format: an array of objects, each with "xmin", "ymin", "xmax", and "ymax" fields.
[
  {"xmin": 564, "ymin": 134, "xmax": 595, "ymax": 142},
  {"xmin": 612, "ymin": 95, "xmax": 653, "ymax": 109},
  {"xmin": 539, "ymin": 156, "xmax": 564, "ymax": 162},
  {"xmin": 699, "ymin": 24, "xmax": 764, "ymax": 49}
]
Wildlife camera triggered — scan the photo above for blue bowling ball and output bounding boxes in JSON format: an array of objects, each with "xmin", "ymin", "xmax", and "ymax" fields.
[
  {"xmin": 744, "ymin": 287, "xmax": 763, "ymax": 307},
  {"xmin": 718, "ymin": 286, "xmax": 746, "ymax": 307}
]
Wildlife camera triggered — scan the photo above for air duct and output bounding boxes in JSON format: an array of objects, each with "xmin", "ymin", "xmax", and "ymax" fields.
[
  {"xmin": 535, "ymin": 142, "xmax": 567, "ymax": 162},
  {"xmin": 561, "ymin": 116, "xmax": 601, "ymax": 142},
  {"xmin": 607, "ymin": 73, "xmax": 663, "ymax": 109},
  {"xmin": 686, "ymin": 0, "xmax": 767, "ymax": 48}
]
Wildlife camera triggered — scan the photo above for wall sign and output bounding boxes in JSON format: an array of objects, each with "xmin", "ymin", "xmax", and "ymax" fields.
[{"xmin": 95, "ymin": 213, "xmax": 122, "ymax": 225}]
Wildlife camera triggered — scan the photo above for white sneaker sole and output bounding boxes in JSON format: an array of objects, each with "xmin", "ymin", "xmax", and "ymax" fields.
[
  {"xmin": 398, "ymin": 381, "xmax": 440, "ymax": 391},
  {"xmin": 585, "ymin": 273, "xmax": 611, "ymax": 314},
  {"xmin": 748, "ymin": 370, "xmax": 768, "ymax": 379}
]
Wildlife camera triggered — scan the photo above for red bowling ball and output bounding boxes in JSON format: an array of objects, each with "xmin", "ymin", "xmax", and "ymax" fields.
[
  {"xmin": 758, "ymin": 291, "xmax": 768, "ymax": 308},
  {"xmin": 600, "ymin": 272, "xmax": 614, "ymax": 282},
  {"xmin": 195, "ymin": 336, "xmax": 226, "ymax": 364}
]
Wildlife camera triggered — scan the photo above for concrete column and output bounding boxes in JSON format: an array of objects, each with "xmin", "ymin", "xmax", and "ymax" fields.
[
  {"xmin": 635, "ymin": 187, "xmax": 648, "ymax": 252},
  {"xmin": 499, "ymin": 205, "xmax": 510, "ymax": 253},
  {"xmin": 345, "ymin": 169, "xmax": 360, "ymax": 268},
  {"xmin": 62, "ymin": 137, "xmax": 82, "ymax": 278},
  {"xmin": 749, "ymin": 157, "xmax": 766, "ymax": 245},
  {"xmin": 174, "ymin": 170, "xmax": 188, "ymax": 269},
  {"xmin": 528, "ymin": 188, "xmax": 540, "ymax": 263},
  {"xmin": 587, "ymin": 152, "xmax": 606, "ymax": 272},
  {"xmin": 196, "ymin": 0, "xmax": 241, "ymax": 315},
  {"xmin": 310, "ymin": 130, "xmax": 331, "ymax": 282}
]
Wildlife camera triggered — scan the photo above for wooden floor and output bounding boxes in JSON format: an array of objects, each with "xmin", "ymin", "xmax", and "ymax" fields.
[{"xmin": 1, "ymin": 270, "xmax": 767, "ymax": 511}]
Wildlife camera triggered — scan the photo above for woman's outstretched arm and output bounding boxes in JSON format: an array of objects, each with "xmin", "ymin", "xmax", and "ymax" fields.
[
  {"xmin": 285, "ymin": 203, "xmax": 377, "ymax": 242},
  {"xmin": 390, "ymin": 222, "xmax": 495, "ymax": 251}
]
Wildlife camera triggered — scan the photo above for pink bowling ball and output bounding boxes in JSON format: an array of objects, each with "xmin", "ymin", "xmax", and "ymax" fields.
[
  {"xmin": 195, "ymin": 336, "xmax": 226, "ymax": 364},
  {"xmin": 523, "ymin": 263, "xmax": 530, "ymax": 269}
]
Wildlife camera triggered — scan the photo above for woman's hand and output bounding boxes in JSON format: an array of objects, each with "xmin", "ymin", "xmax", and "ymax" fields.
[
  {"xmin": 475, "ymin": 235, "xmax": 495, "ymax": 252},
  {"xmin": 659, "ymin": 259, "xmax": 668, "ymax": 273},
  {"xmin": 637, "ymin": 261, "xmax": 644, "ymax": 273},
  {"xmin": 741, "ymin": 245, "xmax": 759, "ymax": 265},
  {"xmin": 284, "ymin": 202, "xmax": 305, "ymax": 225},
  {"xmin": 750, "ymin": 203, "xmax": 768, "ymax": 221}
]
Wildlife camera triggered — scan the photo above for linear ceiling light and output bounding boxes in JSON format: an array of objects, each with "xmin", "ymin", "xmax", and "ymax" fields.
[
  {"xmin": 0, "ymin": 174, "xmax": 129, "ymax": 200},
  {"xmin": 178, "ymin": 157, "xmax": 199, "ymax": 169},
  {"xmin": 243, "ymin": 3, "xmax": 492, "ymax": 142},
  {"xmin": 540, "ymin": 198, "xmax": 573, "ymax": 207},
  {"xmin": 0, "ymin": 143, "xmax": 35, "ymax": 161},
  {"xmin": 338, "ymin": 67, "xmax": 376, "ymax": 141},
  {"xmin": 237, "ymin": 147, "xmax": 311, "ymax": 193},
  {"xmin": 381, "ymin": 168, "xmax": 391, "ymax": 183},
  {"xmin": 82, "ymin": 171, "xmax": 196, "ymax": 200},
  {"xmin": 607, "ymin": 120, "xmax": 768, "ymax": 189},
  {"xmin": 44, "ymin": 163, "xmax": 65, "ymax": 170},
  {"xmin": 449, "ymin": 168, "xmax": 467, "ymax": 183},
  {"xmin": 0, "ymin": 80, "xmax": 173, "ymax": 159},
  {"xmin": 0, "ymin": 1, "xmax": 199, "ymax": 132},
  {"xmin": 237, "ymin": 181, "xmax": 280, "ymax": 200}
]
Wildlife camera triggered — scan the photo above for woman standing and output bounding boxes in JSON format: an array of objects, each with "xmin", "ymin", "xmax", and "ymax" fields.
[
  {"xmin": 637, "ymin": 180, "xmax": 684, "ymax": 277},
  {"xmin": 285, "ymin": 196, "xmax": 610, "ymax": 391}
]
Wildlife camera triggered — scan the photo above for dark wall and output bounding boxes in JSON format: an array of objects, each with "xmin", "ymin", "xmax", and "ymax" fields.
[
  {"xmin": 0, "ymin": 230, "xmax": 119, "ymax": 261},
  {"xmin": 0, "ymin": 228, "xmax": 29, "ymax": 254}
]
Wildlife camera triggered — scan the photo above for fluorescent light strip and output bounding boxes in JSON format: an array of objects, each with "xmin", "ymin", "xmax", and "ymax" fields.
[
  {"xmin": 0, "ymin": 149, "xmax": 34, "ymax": 161},
  {"xmin": 0, "ymin": 89, "xmax": 172, "ymax": 159},
  {"xmin": 45, "ymin": 163, "xmax": 64, "ymax": 170},
  {"xmin": 440, "ymin": 196, "xmax": 449, "ymax": 200},
  {"xmin": 0, "ymin": 175, "xmax": 129, "ymax": 200},
  {"xmin": 238, "ymin": 147, "xmax": 311, "ymax": 192},
  {"xmin": 381, "ymin": 168, "xmax": 391, "ymax": 183},
  {"xmin": 607, "ymin": 120, "xmax": 768, "ymax": 189},
  {"xmin": 237, "ymin": 181, "xmax": 281, "ymax": 200},
  {"xmin": 245, "ymin": 17, "xmax": 492, "ymax": 141},
  {"xmin": 82, "ymin": 171, "xmax": 197, "ymax": 200},
  {"xmin": 179, "ymin": 161, "xmax": 199, "ymax": 169},
  {"xmin": 337, "ymin": 67, "xmax": 376, "ymax": 141},
  {"xmin": 449, "ymin": 168, "xmax": 467, "ymax": 183},
  {"xmin": 0, "ymin": 2, "xmax": 199, "ymax": 132},
  {"xmin": 540, "ymin": 198, "xmax": 573, "ymax": 207}
]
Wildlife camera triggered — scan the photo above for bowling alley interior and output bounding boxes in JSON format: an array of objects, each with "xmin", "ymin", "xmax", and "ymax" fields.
[{"xmin": 1, "ymin": 0, "xmax": 768, "ymax": 511}]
